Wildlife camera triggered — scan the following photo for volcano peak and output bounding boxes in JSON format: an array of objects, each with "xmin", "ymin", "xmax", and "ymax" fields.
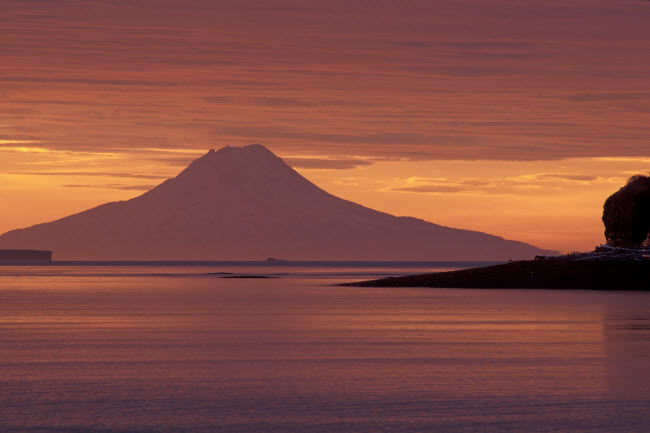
[{"xmin": 0, "ymin": 144, "xmax": 556, "ymax": 260}]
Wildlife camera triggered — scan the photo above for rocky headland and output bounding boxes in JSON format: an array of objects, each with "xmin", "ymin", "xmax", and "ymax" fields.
[{"xmin": 342, "ymin": 246, "xmax": 650, "ymax": 290}]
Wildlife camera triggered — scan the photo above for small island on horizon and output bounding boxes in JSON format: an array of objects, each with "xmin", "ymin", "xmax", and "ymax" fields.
[{"xmin": 0, "ymin": 249, "xmax": 52, "ymax": 262}]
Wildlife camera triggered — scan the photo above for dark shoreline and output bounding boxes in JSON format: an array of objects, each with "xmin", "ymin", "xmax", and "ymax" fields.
[{"xmin": 341, "ymin": 259, "xmax": 650, "ymax": 290}]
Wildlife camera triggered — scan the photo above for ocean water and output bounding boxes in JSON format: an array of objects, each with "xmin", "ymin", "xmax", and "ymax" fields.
[{"xmin": 1, "ymin": 262, "xmax": 649, "ymax": 433}]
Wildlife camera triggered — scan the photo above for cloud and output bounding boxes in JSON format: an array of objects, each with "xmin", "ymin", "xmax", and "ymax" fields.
[
  {"xmin": 11, "ymin": 171, "xmax": 167, "ymax": 179},
  {"xmin": 61, "ymin": 183, "xmax": 155, "ymax": 191},
  {"xmin": 390, "ymin": 185, "xmax": 469, "ymax": 193},
  {"xmin": 381, "ymin": 176, "xmax": 491, "ymax": 195},
  {"xmin": 218, "ymin": 126, "xmax": 488, "ymax": 148},
  {"xmin": 203, "ymin": 96, "xmax": 317, "ymax": 107},
  {"xmin": 564, "ymin": 93, "xmax": 650, "ymax": 102},
  {"xmin": 513, "ymin": 173, "xmax": 598, "ymax": 183},
  {"xmin": 382, "ymin": 172, "xmax": 601, "ymax": 195},
  {"xmin": 441, "ymin": 41, "xmax": 540, "ymax": 50},
  {"xmin": 284, "ymin": 157, "xmax": 373, "ymax": 170},
  {"xmin": 0, "ymin": 76, "xmax": 278, "ymax": 88},
  {"xmin": 201, "ymin": 95, "xmax": 370, "ymax": 108},
  {"xmin": 0, "ymin": 140, "xmax": 41, "ymax": 145},
  {"xmin": 0, "ymin": 145, "xmax": 50, "ymax": 153},
  {"xmin": 145, "ymin": 156, "xmax": 199, "ymax": 166},
  {"xmin": 0, "ymin": 76, "xmax": 180, "ymax": 87},
  {"xmin": 405, "ymin": 65, "xmax": 527, "ymax": 77},
  {"xmin": 529, "ymin": 173, "xmax": 598, "ymax": 182},
  {"xmin": 247, "ymin": 97, "xmax": 318, "ymax": 108},
  {"xmin": 1, "ymin": 0, "xmax": 649, "ymax": 163}
]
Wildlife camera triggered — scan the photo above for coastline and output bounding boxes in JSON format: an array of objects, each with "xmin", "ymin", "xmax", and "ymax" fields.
[{"xmin": 341, "ymin": 258, "xmax": 650, "ymax": 290}]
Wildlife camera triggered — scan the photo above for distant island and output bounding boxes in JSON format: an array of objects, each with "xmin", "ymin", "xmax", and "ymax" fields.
[{"xmin": 0, "ymin": 249, "xmax": 52, "ymax": 261}]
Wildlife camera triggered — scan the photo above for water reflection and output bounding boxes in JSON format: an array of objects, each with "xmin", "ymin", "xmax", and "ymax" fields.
[
  {"xmin": 604, "ymin": 304, "xmax": 650, "ymax": 406},
  {"xmin": 1, "ymin": 267, "xmax": 649, "ymax": 432}
]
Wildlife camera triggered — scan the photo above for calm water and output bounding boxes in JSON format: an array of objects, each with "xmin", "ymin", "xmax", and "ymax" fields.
[{"xmin": 1, "ymin": 262, "xmax": 649, "ymax": 433}]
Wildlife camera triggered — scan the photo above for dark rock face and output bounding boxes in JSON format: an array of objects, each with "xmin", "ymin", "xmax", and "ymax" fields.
[{"xmin": 603, "ymin": 175, "xmax": 650, "ymax": 248}]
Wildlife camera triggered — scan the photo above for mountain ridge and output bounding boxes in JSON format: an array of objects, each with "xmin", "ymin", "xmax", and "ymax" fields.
[{"xmin": 0, "ymin": 144, "xmax": 556, "ymax": 260}]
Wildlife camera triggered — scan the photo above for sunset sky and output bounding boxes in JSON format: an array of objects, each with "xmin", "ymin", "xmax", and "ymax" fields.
[{"xmin": 1, "ymin": 0, "xmax": 649, "ymax": 252}]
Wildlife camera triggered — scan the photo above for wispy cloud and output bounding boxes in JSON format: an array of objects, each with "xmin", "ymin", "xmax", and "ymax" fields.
[
  {"xmin": 382, "ymin": 172, "xmax": 602, "ymax": 195},
  {"xmin": 564, "ymin": 92, "xmax": 650, "ymax": 102},
  {"xmin": 11, "ymin": 171, "xmax": 167, "ymax": 179},
  {"xmin": 389, "ymin": 185, "xmax": 469, "ymax": 193},
  {"xmin": 514, "ymin": 173, "xmax": 598, "ymax": 182},
  {"xmin": 61, "ymin": 183, "xmax": 155, "ymax": 191},
  {"xmin": 0, "ymin": 140, "xmax": 41, "ymax": 145},
  {"xmin": 284, "ymin": 157, "xmax": 373, "ymax": 170},
  {"xmin": 1, "ymin": 0, "xmax": 648, "ymax": 163}
]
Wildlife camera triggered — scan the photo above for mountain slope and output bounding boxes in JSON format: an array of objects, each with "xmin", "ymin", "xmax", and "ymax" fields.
[{"xmin": 0, "ymin": 144, "xmax": 556, "ymax": 260}]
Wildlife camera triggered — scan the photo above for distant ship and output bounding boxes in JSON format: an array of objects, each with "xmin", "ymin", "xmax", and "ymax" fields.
[{"xmin": 0, "ymin": 249, "xmax": 52, "ymax": 261}]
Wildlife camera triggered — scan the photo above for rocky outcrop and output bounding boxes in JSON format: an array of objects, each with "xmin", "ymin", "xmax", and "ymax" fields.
[
  {"xmin": 603, "ymin": 175, "xmax": 650, "ymax": 248},
  {"xmin": 342, "ymin": 254, "xmax": 650, "ymax": 290}
]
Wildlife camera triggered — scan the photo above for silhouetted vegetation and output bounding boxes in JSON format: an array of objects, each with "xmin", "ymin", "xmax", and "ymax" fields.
[{"xmin": 602, "ymin": 174, "xmax": 650, "ymax": 248}]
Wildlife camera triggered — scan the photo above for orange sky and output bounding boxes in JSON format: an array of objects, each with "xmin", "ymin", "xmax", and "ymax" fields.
[{"xmin": 1, "ymin": 0, "xmax": 649, "ymax": 253}]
